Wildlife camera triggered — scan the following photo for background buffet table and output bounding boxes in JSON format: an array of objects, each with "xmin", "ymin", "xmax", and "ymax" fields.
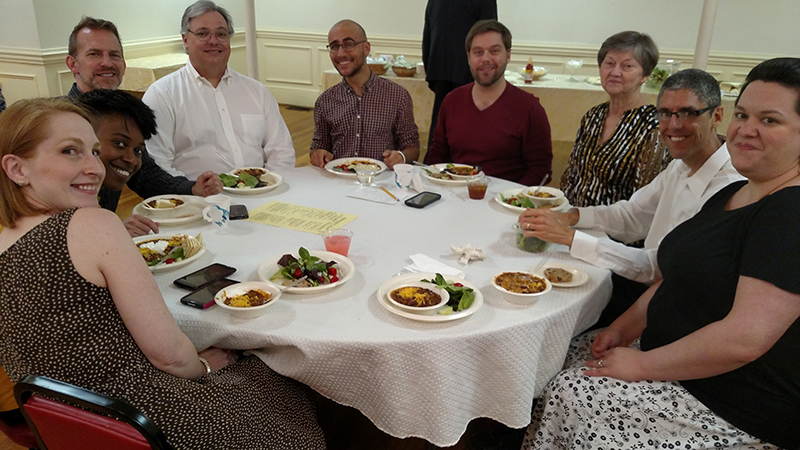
[{"xmin": 151, "ymin": 166, "xmax": 612, "ymax": 446}]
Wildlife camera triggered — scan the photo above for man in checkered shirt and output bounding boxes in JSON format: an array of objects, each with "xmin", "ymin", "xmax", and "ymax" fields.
[{"xmin": 310, "ymin": 20, "xmax": 420, "ymax": 169}]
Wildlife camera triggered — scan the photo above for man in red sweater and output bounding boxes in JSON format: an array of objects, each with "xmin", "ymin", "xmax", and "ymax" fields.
[{"xmin": 427, "ymin": 20, "xmax": 552, "ymax": 186}]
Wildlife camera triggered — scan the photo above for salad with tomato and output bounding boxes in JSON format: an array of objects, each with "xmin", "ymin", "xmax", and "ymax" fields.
[{"xmin": 270, "ymin": 247, "xmax": 340, "ymax": 287}]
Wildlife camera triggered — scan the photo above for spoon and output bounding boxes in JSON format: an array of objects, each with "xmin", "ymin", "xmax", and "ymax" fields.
[{"xmin": 532, "ymin": 174, "xmax": 550, "ymax": 196}]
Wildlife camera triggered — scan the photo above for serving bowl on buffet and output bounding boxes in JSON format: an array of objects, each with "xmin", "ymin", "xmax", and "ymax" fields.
[{"xmin": 368, "ymin": 63, "xmax": 388, "ymax": 75}]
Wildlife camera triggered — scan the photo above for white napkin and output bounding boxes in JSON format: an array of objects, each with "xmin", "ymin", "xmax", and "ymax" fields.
[
  {"xmin": 451, "ymin": 244, "xmax": 485, "ymax": 266},
  {"xmin": 404, "ymin": 253, "xmax": 464, "ymax": 278}
]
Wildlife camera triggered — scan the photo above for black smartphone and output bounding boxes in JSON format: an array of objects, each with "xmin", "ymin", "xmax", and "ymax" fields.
[
  {"xmin": 230, "ymin": 204, "xmax": 249, "ymax": 220},
  {"xmin": 405, "ymin": 191, "xmax": 442, "ymax": 209},
  {"xmin": 180, "ymin": 278, "xmax": 239, "ymax": 309},
  {"xmin": 173, "ymin": 263, "xmax": 237, "ymax": 291}
]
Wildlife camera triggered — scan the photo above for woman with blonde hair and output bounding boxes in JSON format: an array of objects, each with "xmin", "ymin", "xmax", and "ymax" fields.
[{"xmin": 0, "ymin": 98, "xmax": 326, "ymax": 449}]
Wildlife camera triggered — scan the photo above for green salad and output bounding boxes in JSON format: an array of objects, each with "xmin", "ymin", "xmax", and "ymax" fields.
[{"xmin": 421, "ymin": 273, "xmax": 475, "ymax": 315}]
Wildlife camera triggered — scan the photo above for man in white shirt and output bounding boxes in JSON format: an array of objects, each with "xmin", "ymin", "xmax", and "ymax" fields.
[
  {"xmin": 519, "ymin": 68, "xmax": 744, "ymax": 327},
  {"xmin": 142, "ymin": 0, "xmax": 295, "ymax": 179}
]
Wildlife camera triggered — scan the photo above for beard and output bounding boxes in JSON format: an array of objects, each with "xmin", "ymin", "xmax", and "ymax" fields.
[{"xmin": 472, "ymin": 61, "xmax": 508, "ymax": 87}]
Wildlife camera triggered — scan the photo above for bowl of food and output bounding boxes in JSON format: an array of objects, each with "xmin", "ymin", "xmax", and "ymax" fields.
[
  {"xmin": 141, "ymin": 195, "xmax": 187, "ymax": 216},
  {"xmin": 518, "ymin": 186, "xmax": 565, "ymax": 208},
  {"xmin": 368, "ymin": 63, "xmax": 388, "ymax": 75},
  {"xmin": 440, "ymin": 163, "xmax": 481, "ymax": 180},
  {"xmin": 492, "ymin": 271, "xmax": 551, "ymax": 305},
  {"xmin": 512, "ymin": 223, "xmax": 550, "ymax": 253},
  {"xmin": 214, "ymin": 281, "xmax": 280, "ymax": 319},
  {"xmin": 387, "ymin": 282, "xmax": 449, "ymax": 315},
  {"xmin": 392, "ymin": 66, "xmax": 416, "ymax": 77},
  {"xmin": 521, "ymin": 66, "xmax": 549, "ymax": 81}
]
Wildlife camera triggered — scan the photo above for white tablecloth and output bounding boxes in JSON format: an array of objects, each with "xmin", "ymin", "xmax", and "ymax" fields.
[{"xmin": 153, "ymin": 166, "xmax": 611, "ymax": 446}]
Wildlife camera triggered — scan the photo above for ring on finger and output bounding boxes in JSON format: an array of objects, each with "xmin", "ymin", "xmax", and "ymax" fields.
[{"xmin": 598, "ymin": 359, "xmax": 604, "ymax": 368}]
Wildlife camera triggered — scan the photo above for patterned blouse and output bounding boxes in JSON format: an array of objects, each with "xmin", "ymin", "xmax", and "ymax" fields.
[{"xmin": 560, "ymin": 102, "xmax": 669, "ymax": 207}]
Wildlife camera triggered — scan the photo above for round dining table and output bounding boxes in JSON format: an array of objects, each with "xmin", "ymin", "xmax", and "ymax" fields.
[{"xmin": 148, "ymin": 165, "xmax": 612, "ymax": 447}]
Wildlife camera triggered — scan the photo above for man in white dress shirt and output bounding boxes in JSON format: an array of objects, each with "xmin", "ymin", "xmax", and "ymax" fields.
[
  {"xmin": 519, "ymin": 68, "xmax": 744, "ymax": 328},
  {"xmin": 142, "ymin": 0, "xmax": 295, "ymax": 179}
]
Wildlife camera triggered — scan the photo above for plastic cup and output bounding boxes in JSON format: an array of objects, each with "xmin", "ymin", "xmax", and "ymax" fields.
[
  {"xmin": 355, "ymin": 164, "xmax": 380, "ymax": 186},
  {"xmin": 393, "ymin": 163, "xmax": 413, "ymax": 190},
  {"xmin": 467, "ymin": 176, "xmax": 490, "ymax": 200},
  {"xmin": 202, "ymin": 194, "xmax": 231, "ymax": 228},
  {"xmin": 322, "ymin": 228, "xmax": 353, "ymax": 256}
]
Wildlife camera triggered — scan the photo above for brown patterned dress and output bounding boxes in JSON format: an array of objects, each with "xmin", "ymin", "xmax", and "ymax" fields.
[{"xmin": 0, "ymin": 209, "xmax": 326, "ymax": 449}]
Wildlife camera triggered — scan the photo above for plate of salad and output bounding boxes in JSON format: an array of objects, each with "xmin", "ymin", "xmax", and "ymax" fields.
[
  {"xmin": 494, "ymin": 188, "xmax": 570, "ymax": 213},
  {"xmin": 133, "ymin": 233, "xmax": 205, "ymax": 272},
  {"xmin": 257, "ymin": 247, "xmax": 355, "ymax": 294},
  {"xmin": 376, "ymin": 272, "xmax": 484, "ymax": 322},
  {"xmin": 220, "ymin": 167, "xmax": 283, "ymax": 195},
  {"xmin": 324, "ymin": 158, "xmax": 387, "ymax": 179}
]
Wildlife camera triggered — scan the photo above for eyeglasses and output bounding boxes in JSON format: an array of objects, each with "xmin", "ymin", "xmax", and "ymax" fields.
[
  {"xmin": 657, "ymin": 105, "xmax": 717, "ymax": 121},
  {"xmin": 186, "ymin": 28, "xmax": 230, "ymax": 42},
  {"xmin": 326, "ymin": 40, "xmax": 366, "ymax": 54}
]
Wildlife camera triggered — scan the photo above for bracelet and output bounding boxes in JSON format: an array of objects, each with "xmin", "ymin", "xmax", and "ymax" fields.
[
  {"xmin": 198, "ymin": 356, "xmax": 212, "ymax": 374},
  {"xmin": 399, "ymin": 151, "xmax": 406, "ymax": 164}
]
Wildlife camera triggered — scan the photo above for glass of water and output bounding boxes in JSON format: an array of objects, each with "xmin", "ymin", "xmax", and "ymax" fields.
[{"xmin": 355, "ymin": 163, "xmax": 380, "ymax": 186}]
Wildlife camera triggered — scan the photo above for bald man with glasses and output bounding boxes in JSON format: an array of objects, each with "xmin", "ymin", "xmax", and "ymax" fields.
[
  {"xmin": 143, "ymin": 0, "xmax": 295, "ymax": 179},
  {"xmin": 310, "ymin": 20, "xmax": 419, "ymax": 169}
]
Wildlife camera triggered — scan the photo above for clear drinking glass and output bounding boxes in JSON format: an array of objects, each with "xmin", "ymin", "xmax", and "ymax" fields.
[
  {"xmin": 355, "ymin": 163, "xmax": 380, "ymax": 186},
  {"xmin": 565, "ymin": 59, "xmax": 583, "ymax": 82}
]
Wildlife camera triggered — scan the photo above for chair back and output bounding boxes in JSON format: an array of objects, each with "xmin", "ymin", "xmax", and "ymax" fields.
[{"xmin": 14, "ymin": 376, "xmax": 173, "ymax": 450}]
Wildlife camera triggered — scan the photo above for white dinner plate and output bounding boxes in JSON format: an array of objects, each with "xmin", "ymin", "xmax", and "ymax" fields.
[
  {"xmin": 257, "ymin": 250, "xmax": 355, "ymax": 294},
  {"xmin": 222, "ymin": 168, "xmax": 284, "ymax": 195},
  {"xmin": 494, "ymin": 188, "xmax": 570, "ymax": 213},
  {"xmin": 421, "ymin": 163, "xmax": 483, "ymax": 186},
  {"xmin": 132, "ymin": 195, "xmax": 205, "ymax": 225},
  {"xmin": 324, "ymin": 158, "xmax": 387, "ymax": 179},
  {"xmin": 531, "ymin": 262, "xmax": 589, "ymax": 288},
  {"xmin": 376, "ymin": 272, "xmax": 484, "ymax": 322},
  {"xmin": 133, "ymin": 233, "xmax": 206, "ymax": 272}
]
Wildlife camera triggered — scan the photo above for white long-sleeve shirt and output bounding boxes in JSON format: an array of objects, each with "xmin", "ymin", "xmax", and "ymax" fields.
[
  {"xmin": 569, "ymin": 143, "xmax": 744, "ymax": 283},
  {"xmin": 142, "ymin": 63, "xmax": 295, "ymax": 179}
]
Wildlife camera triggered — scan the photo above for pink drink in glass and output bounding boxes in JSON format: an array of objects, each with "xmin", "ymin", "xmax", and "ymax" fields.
[{"xmin": 322, "ymin": 229, "xmax": 353, "ymax": 256}]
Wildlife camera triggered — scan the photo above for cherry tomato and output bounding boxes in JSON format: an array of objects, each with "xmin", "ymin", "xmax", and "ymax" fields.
[
  {"xmin": 165, "ymin": 258, "xmax": 175, "ymax": 264},
  {"xmin": 328, "ymin": 267, "xmax": 337, "ymax": 276},
  {"xmin": 330, "ymin": 276, "xmax": 339, "ymax": 283},
  {"xmin": 293, "ymin": 268, "xmax": 303, "ymax": 278},
  {"xmin": 454, "ymin": 283, "xmax": 463, "ymax": 287}
]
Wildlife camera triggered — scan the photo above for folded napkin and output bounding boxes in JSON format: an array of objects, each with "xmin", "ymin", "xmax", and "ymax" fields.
[
  {"xmin": 404, "ymin": 253, "xmax": 464, "ymax": 278},
  {"xmin": 451, "ymin": 244, "xmax": 485, "ymax": 266}
]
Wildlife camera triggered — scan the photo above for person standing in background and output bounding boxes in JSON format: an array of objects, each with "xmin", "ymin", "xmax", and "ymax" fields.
[{"xmin": 422, "ymin": 0, "xmax": 496, "ymax": 162}]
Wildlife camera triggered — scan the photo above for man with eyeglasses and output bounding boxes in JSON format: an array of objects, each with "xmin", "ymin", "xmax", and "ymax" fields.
[
  {"xmin": 64, "ymin": 16, "xmax": 223, "ymax": 236},
  {"xmin": 143, "ymin": 0, "xmax": 295, "ymax": 179},
  {"xmin": 519, "ymin": 68, "xmax": 743, "ymax": 329},
  {"xmin": 310, "ymin": 20, "xmax": 419, "ymax": 169}
]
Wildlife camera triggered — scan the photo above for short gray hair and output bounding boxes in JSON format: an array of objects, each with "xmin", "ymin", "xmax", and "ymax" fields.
[
  {"xmin": 597, "ymin": 31, "xmax": 659, "ymax": 77},
  {"xmin": 658, "ymin": 68, "xmax": 721, "ymax": 108},
  {"xmin": 181, "ymin": 0, "xmax": 233, "ymax": 35}
]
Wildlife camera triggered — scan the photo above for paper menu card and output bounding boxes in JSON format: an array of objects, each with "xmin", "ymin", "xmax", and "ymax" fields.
[{"xmin": 246, "ymin": 201, "xmax": 357, "ymax": 234}]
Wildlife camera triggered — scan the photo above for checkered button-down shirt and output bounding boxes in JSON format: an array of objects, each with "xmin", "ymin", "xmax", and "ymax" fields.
[{"xmin": 312, "ymin": 71, "xmax": 419, "ymax": 160}]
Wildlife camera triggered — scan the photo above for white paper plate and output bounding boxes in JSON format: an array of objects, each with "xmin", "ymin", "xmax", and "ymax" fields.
[
  {"xmin": 494, "ymin": 188, "xmax": 570, "ymax": 213},
  {"xmin": 324, "ymin": 158, "xmax": 387, "ymax": 179},
  {"xmin": 132, "ymin": 195, "xmax": 204, "ymax": 225},
  {"xmin": 376, "ymin": 273, "xmax": 483, "ymax": 322},
  {"xmin": 222, "ymin": 168, "xmax": 284, "ymax": 195},
  {"xmin": 532, "ymin": 262, "xmax": 589, "ymax": 288},
  {"xmin": 133, "ymin": 233, "xmax": 206, "ymax": 272},
  {"xmin": 421, "ymin": 163, "xmax": 483, "ymax": 186},
  {"xmin": 586, "ymin": 76, "xmax": 602, "ymax": 86},
  {"xmin": 257, "ymin": 250, "xmax": 355, "ymax": 294}
]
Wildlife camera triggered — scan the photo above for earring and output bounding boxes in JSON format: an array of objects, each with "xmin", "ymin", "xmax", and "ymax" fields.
[{"xmin": 17, "ymin": 180, "xmax": 27, "ymax": 186}]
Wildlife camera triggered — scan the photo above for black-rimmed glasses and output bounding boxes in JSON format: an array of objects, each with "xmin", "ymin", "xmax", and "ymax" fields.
[
  {"xmin": 326, "ymin": 40, "xmax": 366, "ymax": 54},
  {"xmin": 657, "ymin": 105, "xmax": 717, "ymax": 121},
  {"xmin": 186, "ymin": 29, "xmax": 230, "ymax": 42}
]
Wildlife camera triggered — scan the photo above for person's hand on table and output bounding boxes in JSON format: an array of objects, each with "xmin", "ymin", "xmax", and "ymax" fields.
[
  {"xmin": 198, "ymin": 347, "xmax": 238, "ymax": 372},
  {"xmin": 584, "ymin": 346, "xmax": 646, "ymax": 382},
  {"xmin": 192, "ymin": 171, "xmax": 223, "ymax": 196},
  {"xmin": 382, "ymin": 150, "xmax": 405, "ymax": 169},
  {"xmin": 518, "ymin": 208, "xmax": 578, "ymax": 246},
  {"xmin": 124, "ymin": 214, "xmax": 159, "ymax": 237},
  {"xmin": 310, "ymin": 149, "xmax": 333, "ymax": 168}
]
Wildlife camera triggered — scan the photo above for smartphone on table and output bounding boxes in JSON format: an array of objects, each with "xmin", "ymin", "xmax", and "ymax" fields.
[
  {"xmin": 230, "ymin": 204, "xmax": 249, "ymax": 220},
  {"xmin": 180, "ymin": 278, "xmax": 239, "ymax": 309},
  {"xmin": 404, "ymin": 191, "xmax": 442, "ymax": 209},
  {"xmin": 173, "ymin": 263, "xmax": 237, "ymax": 291}
]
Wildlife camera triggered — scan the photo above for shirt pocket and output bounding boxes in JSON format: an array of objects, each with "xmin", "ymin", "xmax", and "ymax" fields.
[{"xmin": 240, "ymin": 114, "xmax": 265, "ymax": 147}]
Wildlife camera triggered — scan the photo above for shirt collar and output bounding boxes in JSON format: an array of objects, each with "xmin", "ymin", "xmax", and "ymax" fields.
[
  {"xmin": 186, "ymin": 61, "xmax": 232, "ymax": 87},
  {"xmin": 684, "ymin": 140, "xmax": 731, "ymax": 197},
  {"xmin": 340, "ymin": 70, "xmax": 378, "ymax": 96}
]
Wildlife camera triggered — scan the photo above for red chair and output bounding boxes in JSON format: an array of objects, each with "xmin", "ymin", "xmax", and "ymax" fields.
[
  {"xmin": 14, "ymin": 376, "xmax": 173, "ymax": 450},
  {"xmin": 0, "ymin": 408, "xmax": 39, "ymax": 449}
]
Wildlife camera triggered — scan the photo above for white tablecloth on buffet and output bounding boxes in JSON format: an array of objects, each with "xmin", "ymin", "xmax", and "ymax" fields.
[{"xmin": 152, "ymin": 166, "xmax": 612, "ymax": 446}]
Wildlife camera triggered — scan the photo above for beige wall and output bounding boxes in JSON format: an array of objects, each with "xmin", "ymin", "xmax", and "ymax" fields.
[{"xmin": 1, "ymin": 0, "xmax": 797, "ymax": 105}]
